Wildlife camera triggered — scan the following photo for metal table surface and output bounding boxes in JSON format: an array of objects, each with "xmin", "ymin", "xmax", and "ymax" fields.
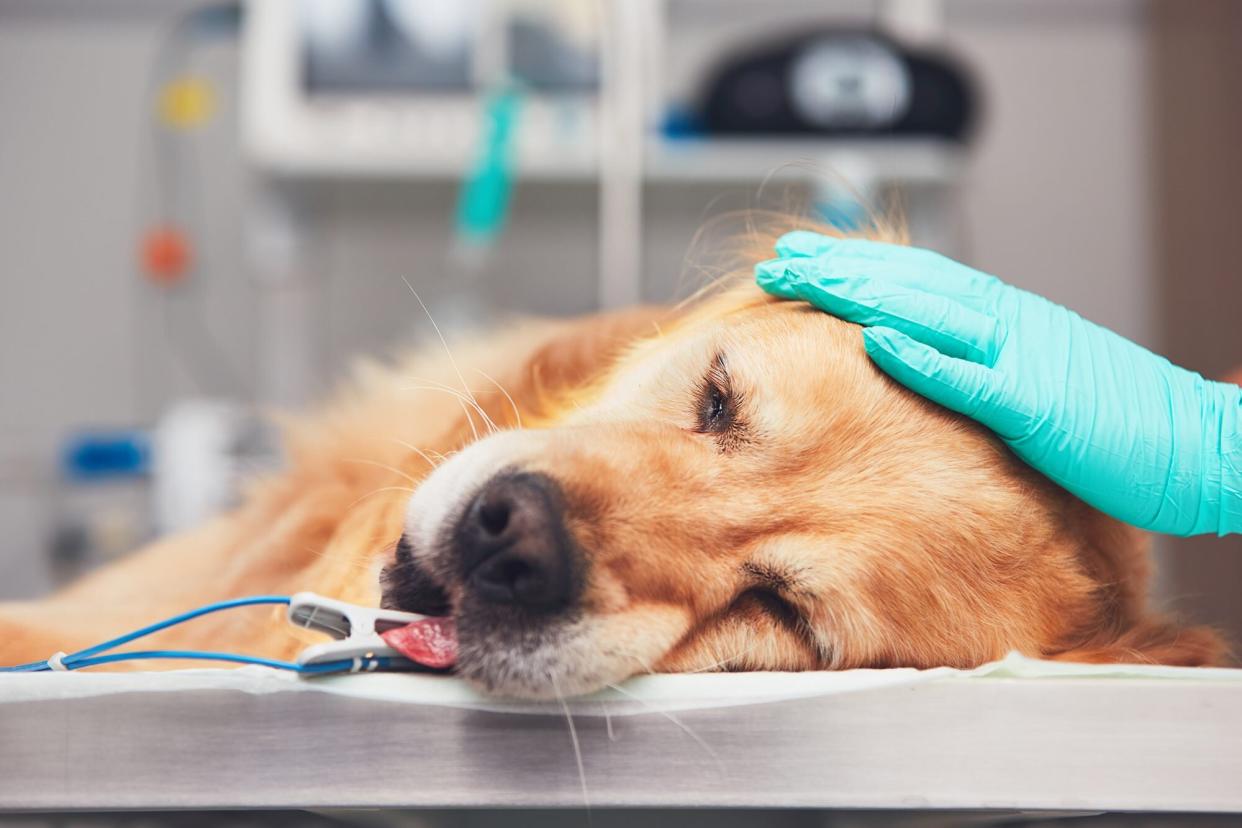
[{"xmin": 2, "ymin": 663, "xmax": 1240, "ymax": 814}]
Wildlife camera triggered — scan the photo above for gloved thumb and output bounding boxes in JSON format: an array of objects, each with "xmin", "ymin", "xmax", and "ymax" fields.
[{"xmin": 862, "ymin": 326, "xmax": 1009, "ymax": 429}]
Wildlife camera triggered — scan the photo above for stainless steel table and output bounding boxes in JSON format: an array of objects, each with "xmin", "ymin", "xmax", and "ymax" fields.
[{"xmin": 2, "ymin": 661, "xmax": 1240, "ymax": 814}]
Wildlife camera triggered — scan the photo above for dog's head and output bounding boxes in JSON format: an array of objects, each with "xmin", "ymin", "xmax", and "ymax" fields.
[{"xmin": 382, "ymin": 253, "xmax": 1223, "ymax": 698}]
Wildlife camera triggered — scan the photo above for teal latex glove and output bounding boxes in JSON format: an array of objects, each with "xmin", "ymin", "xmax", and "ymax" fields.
[{"xmin": 756, "ymin": 231, "xmax": 1242, "ymax": 537}]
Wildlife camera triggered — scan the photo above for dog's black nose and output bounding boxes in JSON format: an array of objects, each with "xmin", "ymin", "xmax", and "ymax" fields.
[{"xmin": 457, "ymin": 472, "xmax": 575, "ymax": 611}]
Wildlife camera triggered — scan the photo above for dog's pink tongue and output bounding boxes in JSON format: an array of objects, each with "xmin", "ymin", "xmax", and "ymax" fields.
[{"xmin": 380, "ymin": 617, "xmax": 457, "ymax": 670}]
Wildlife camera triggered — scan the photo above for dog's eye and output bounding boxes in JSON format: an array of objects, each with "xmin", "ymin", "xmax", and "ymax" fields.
[
  {"xmin": 731, "ymin": 587, "xmax": 803, "ymax": 630},
  {"xmin": 695, "ymin": 354, "xmax": 737, "ymax": 436},
  {"xmin": 702, "ymin": 383, "xmax": 729, "ymax": 429}
]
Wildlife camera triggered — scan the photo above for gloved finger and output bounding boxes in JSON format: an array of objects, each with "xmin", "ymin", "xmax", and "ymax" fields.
[
  {"xmin": 769, "ymin": 243, "xmax": 1002, "ymax": 311},
  {"xmin": 790, "ymin": 271, "xmax": 1005, "ymax": 366},
  {"xmin": 773, "ymin": 231, "xmax": 1004, "ymax": 301},
  {"xmin": 754, "ymin": 257, "xmax": 804, "ymax": 299},
  {"xmin": 862, "ymin": 327, "xmax": 1032, "ymax": 441},
  {"xmin": 774, "ymin": 230, "xmax": 838, "ymax": 258},
  {"xmin": 776, "ymin": 231, "xmax": 934, "ymax": 261}
]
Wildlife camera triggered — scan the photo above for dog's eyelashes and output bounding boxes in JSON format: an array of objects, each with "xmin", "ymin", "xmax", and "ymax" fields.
[{"xmin": 694, "ymin": 353, "xmax": 740, "ymax": 438}]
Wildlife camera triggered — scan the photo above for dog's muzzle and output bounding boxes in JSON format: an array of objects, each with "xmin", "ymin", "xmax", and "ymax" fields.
[{"xmin": 454, "ymin": 471, "xmax": 577, "ymax": 612}]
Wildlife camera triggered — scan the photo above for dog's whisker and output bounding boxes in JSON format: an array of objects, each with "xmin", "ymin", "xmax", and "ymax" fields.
[
  {"xmin": 473, "ymin": 368, "xmax": 523, "ymax": 429},
  {"xmin": 387, "ymin": 437, "xmax": 443, "ymax": 471},
  {"xmin": 399, "ymin": 380, "xmax": 490, "ymax": 418},
  {"xmin": 551, "ymin": 675, "xmax": 591, "ymax": 819},
  {"xmin": 601, "ymin": 704, "xmax": 617, "ymax": 742},
  {"xmin": 345, "ymin": 485, "xmax": 417, "ymax": 512},
  {"xmin": 400, "ymin": 276, "xmax": 489, "ymax": 427},
  {"xmin": 605, "ymin": 682, "xmax": 724, "ymax": 771},
  {"xmin": 343, "ymin": 458, "xmax": 418, "ymax": 486},
  {"xmin": 456, "ymin": 397, "xmax": 481, "ymax": 441},
  {"xmin": 686, "ymin": 642, "xmax": 761, "ymax": 674},
  {"xmin": 413, "ymin": 446, "xmax": 449, "ymax": 462},
  {"xmin": 400, "ymin": 373, "xmax": 498, "ymax": 427},
  {"xmin": 400, "ymin": 381, "xmax": 498, "ymax": 437},
  {"xmin": 400, "ymin": 380, "xmax": 484, "ymax": 441}
]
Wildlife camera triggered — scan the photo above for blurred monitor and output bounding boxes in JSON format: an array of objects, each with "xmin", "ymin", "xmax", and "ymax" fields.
[
  {"xmin": 300, "ymin": 0, "xmax": 598, "ymax": 94},
  {"xmin": 242, "ymin": 0, "xmax": 601, "ymax": 175},
  {"xmin": 302, "ymin": 0, "xmax": 475, "ymax": 93}
]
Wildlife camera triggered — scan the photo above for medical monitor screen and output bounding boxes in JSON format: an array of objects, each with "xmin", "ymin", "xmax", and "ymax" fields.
[
  {"xmin": 299, "ymin": 0, "xmax": 598, "ymax": 95},
  {"xmin": 301, "ymin": 0, "xmax": 474, "ymax": 93}
]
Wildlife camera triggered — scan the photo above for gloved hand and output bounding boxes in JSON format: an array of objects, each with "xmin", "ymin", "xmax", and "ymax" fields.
[{"xmin": 756, "ymin": 231, "xmax": 1241, "ymax": 537}]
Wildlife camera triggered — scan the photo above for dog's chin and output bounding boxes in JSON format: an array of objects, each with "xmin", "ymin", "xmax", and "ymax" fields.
[
  {"xmin": 379, "ymin": 543, "xmax": 603, "ymax": 699},
  {"xmin": 452, "ymin": 612, "xmax": 628, "ymax": 700}
]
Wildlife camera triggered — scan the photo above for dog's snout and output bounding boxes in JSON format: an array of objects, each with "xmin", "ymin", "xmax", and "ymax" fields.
[{"xmin": 458, "ymin": 472, "xmax": 575, "ymax": 611}]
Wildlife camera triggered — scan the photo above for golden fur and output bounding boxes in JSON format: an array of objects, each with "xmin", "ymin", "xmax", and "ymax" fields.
[{"xmin": 0, "ymin": 222, "xmax": 1225, "ymax": 696}]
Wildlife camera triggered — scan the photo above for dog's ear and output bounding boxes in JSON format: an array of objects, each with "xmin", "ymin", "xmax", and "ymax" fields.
[
  {"xmin": 521, "ymin": 306, "xmax": 670, "ymax": 399},
  {"xmin": 1055, "ymin": 511, "xmax": 1231, "ymax": 667},
  {"xmin": 1053, "ymin": 619, "xmax": 1229, "ymax": 667}
]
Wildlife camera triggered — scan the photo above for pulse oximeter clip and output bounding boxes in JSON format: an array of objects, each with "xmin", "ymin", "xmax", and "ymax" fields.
[{"xmin": 287, "ymin": 592, "xmax": 432, "ymax": 673}]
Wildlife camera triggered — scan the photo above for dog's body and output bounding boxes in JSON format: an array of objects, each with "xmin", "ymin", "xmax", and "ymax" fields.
[
  {"xmin": 0, "ymin": 227, "xmax": 1225, "ymax": 696},
  {"xmin": 0, "ymin": 311, "xmax": 647, "ymax": 667}
]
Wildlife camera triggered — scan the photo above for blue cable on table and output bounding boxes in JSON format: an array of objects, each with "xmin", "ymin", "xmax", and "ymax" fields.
[{"xmin": 0, "ymin": 595, "xmax": 388, "ymax": 675}]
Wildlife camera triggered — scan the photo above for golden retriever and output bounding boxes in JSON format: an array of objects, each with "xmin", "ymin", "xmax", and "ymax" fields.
[{"xmin": 0, "ymin": 222, "xmax": 1225, "ymax": 698}]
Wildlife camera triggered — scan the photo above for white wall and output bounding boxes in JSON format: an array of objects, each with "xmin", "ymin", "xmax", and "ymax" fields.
[{"xmin": 947, "ymin": 0, "xmax": 1155, "ymax": 346}]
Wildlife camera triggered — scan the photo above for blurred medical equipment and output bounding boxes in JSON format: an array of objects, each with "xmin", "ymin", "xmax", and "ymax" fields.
[
  {"xmin": 49, "ymin": 432, "xmax": 153, "ymax": 583},
  {"xmin": 244, "ymin": 0, "xmax": 601, "ymax": 177},
  {"xmin": 151, "ymin": 400, "xmax": 280, "ymax": 534},
  {"xmin": 46, "ymin": 3, "xmax": 271, "ymax": 584},
  {"xmin": 139, "ymin": 2, "xmax": 247, "ymax": 401},
  {"xmin": 50, "ymin": 402, "xmax": 278, "ymax": 584},
  {"xmin": 455, "ymin": 86, "xmax": 523, "ymax": 254},
  {"xmin": 240, "ymin": 0, "xmax": 976, "ymax": 404},
  {"xmin": 696, "ymin": 30, "xmax": 975, "ymax": 139}
]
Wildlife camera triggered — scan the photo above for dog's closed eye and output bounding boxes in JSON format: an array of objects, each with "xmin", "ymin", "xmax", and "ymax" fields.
[
  {"xmin": 694, "ymin": 353, "xmax": 747, "ymax": 447},
  {"xmin": 731, "ymin": 586, "xmax": 802, "ymax": 629},
  {"xmin": 734, "ymin": 561, "xmax": 806, "ymax": 629}
]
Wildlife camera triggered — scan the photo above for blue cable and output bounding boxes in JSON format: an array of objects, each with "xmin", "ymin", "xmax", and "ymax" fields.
[
  {"xmin": 49, "ymin": 651, "xmax": 391, "ymax": 674},
  {"xmin": 0, "ymin": 595, "xmax": 385, "ymax": 675},
  {"xmin": 66, "ymin": 595, "xmax": 291, "ymax": 661}
]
